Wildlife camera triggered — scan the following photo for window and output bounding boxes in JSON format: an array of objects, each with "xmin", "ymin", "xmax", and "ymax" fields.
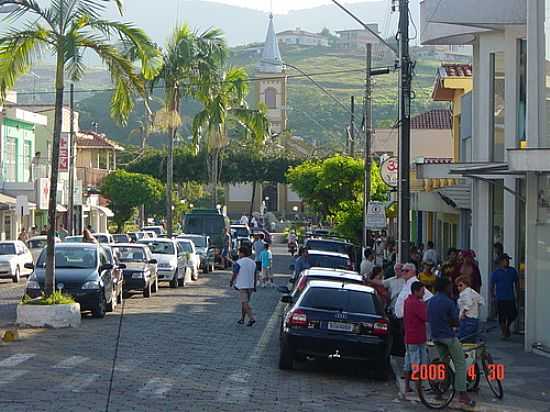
[
  {"xmin": 3, "ymin": 136, "xmax": 17, "ymax": 182},
  {"xmin": 301, "ymin": 288, "xmax": 378, "ymax": 314},
  {"xmin": 264, "ymin": 87, "xmax": 277, "ymax": 109},
  {"xmin": 490, "ymin": 52, "xmax": 505, "ymax": 161},
  {"xmin": 23, "ymin": 140, "xmax": 32, "ymax": 182}
]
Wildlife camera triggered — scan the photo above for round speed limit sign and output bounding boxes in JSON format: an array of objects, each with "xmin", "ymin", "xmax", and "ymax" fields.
[{"xmin": 380, "ymin": 156, "xmax": 398, "ymax": 187}]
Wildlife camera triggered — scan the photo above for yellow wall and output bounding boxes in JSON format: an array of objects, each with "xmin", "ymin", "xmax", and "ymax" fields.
[{"xmin": 443, "ymin": 77, "xmax": 473, "ymax": 162}]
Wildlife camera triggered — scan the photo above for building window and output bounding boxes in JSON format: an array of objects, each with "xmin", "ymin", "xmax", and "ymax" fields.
[
  {"xmin": 490, "ymin": 52, "xmax": 505, "ymax": 161},
  {"xmin": 23, "ymin": 140, "xmax": 32, "ymax": 182},
  {"xmin": 3, "ymin": 136, "xmax": 17, "ymax": 182},
  {"xmin": 517, "ymin": 39, "xmax": 527, "ymax": 145},
  {"xmin": 264, "ymin": 87, "xmax": 277, "ymax": 109}
]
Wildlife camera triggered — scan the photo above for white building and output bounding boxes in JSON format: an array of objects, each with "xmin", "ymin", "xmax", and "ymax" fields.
[
  {"xmin": 277, "ymin": 28, "xmax": 329, "ymax": 47},
  {"xmin": 419, "ymin": 0, "xmax": 550, "ymax": 355}
]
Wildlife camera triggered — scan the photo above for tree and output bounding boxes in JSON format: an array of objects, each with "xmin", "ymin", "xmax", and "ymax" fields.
[
  {"xmin": 101, "ymin": 170, "xmax": 164, "ymax": 232},
  {"xmin": 154, "ymin": 24, "xmax": 227, "ymax": 237},
  {"xmin": 0, "ymin": 0, "xmax": 159, "ymax": 296}
]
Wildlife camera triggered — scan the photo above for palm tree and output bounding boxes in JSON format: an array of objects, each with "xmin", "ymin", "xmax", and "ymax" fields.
[
  {"xmin": 193, "ymin": 67, "xmax": 270, "ymax": 207},
  {"xmin": 153, "ymin": 24, "xmax": 226, "ymax": 236},
  {"xmin": 0, "ymin": 0, "xmax": 160, "ymax": 296}
]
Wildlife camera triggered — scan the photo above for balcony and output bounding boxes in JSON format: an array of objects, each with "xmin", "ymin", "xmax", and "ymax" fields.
[
  {"xmin": 77, "ymin": 167, "xmax": 109, "ymax": 189},
  {"xmin": 420, "ymin": 0, "xmax": 525, "ymax": 45}
]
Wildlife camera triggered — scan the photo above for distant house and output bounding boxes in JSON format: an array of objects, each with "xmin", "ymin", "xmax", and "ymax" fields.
[
  {"xmin": 277, "ymin": 28, "xmax": 329, "ymax": 47},
  {"xmin": 336, "ymin": 25, "xmax": 381, "ymax": 49}
]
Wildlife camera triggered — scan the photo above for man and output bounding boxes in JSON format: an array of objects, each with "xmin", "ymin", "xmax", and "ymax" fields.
[
  {"xmin": 403, "ymin": 281, "xmax": 428, "ymax": 393},
  {"xmin": 18, "ymin": 227, "xmax": 28, "ymax": 242},
  {"xmin": 428, "ymin": 276, "xmax": 475, "ymax": 407},
  {"xmin": 230, "ymin": 246, "xmax": 256, "ymax": 327},
  {"xmin": 294, "ymin": 247, "xmax": 311, "ymax": 281},
  {"xmin": 395, "ymin": 263, "xmax": 433, "ymax": 319},
  {"xmin": 360, "ymin": 248, "xmax": 376, "ymax": 280},
  {"xmin": 221, "ymin": 227, "xmax": 232, "ymax": 268},
  {"xmin": 240, "ymin": 214, "xmax": 249, "ymax": 226},
  {"xmin": 422, "ymin": 241, "xmax": 438, "ymax": 265},
  {"xmin": 252, "ymin": 234, "xmax": 264, "ymax": 274},
  {"xmin": 86, "ymin": 224, "xmax": 95, "ymax": 233},
  {"xmin": 490, "ymin": 254, "xmax": 519, "ymax": 339},
  {"xmin": 57, "ymin": 224, "xmax": 69, "ymax": 241}
]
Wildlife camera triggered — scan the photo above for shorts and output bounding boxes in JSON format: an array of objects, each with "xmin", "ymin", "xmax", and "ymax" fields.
[
  {"xmin": 403, "ymin": 344, "xmax": 428, "ymax": 372},
  {"xmin": 262, "ymin": 267, "xmax": 272, "ymax": 279},
  {"xmin": 497, "ymin": 300, "xmax": 517, "ymax": 324},
  {"xmin": 239, "ymin": 289, "xmax": 253, "ymax": 303},
  {"xmin": 255, "ymin": 261, "xmax": 262, "ymax": 273}
]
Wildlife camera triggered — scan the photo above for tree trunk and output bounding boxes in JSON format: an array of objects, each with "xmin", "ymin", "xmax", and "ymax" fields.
[
  {"xmin": 249, "ymin": 181, "xmax": 257, "ymax": 221},
  {"xmin": 45, "ymin": 38, "xmax": 66, "ymax": 297},
  {"xmin": 166, "ymin": 125, "xmax": 175, "ymax": 237}
]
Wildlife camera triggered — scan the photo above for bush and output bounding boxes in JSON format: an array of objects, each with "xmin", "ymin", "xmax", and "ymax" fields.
[{"xmin": 22, "ymin": 291, "xmax": 76, "ymax": 305}]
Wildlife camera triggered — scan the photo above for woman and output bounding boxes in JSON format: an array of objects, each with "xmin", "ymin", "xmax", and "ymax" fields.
[
  {"xmin": 367, "ymin": 266, "xmax": 389, "ymax": 306},
  {"xmin": 459, "ymin": 250, "xmax": 482, "ymax": 293},
  {"xmin": 82, "ymin": 228, "xmax": 98, "ymax": 244}
]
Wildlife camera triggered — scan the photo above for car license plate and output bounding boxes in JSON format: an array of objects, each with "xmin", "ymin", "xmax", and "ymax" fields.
[{"xmin": 328, "ymin": 322, "xmax": 353, "ymax": 332}]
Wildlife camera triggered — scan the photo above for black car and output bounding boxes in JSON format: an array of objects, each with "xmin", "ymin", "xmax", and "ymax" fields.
[
  {"xmin": 304, "ymin": 238, "xmax": 361, "ymax": 268},
  {"xmin": 279, "ymin": 280, "xmax": 391, "ymax": 379},
  {"xmin": 111, "ymin": 244, "xmax": 158, "ymax": 298},
  {"xmin": 25, "ymin": 244, "xmax": 125, "ymax": 318}
]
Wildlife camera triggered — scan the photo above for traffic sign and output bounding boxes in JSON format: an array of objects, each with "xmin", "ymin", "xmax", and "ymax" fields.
[
  {"xmin": 366, "ymin": 201, "xmax": 386, "ymax": 230},
  {"xmin": 380, "ymin": 156, "xmax": 398, "ymax": 187}
]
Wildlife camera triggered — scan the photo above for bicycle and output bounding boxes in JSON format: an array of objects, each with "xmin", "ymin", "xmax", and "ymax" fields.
[{"xmin": 415, "ymin": 331, "xmax": 504, "ymax": 409}]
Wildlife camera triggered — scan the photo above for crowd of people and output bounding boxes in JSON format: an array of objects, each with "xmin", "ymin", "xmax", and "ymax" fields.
[{"xmin": 359, "ymin": 239, "xmax": 520, "ymax": 407}]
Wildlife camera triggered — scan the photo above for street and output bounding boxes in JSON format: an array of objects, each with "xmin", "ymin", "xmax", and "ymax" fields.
[{"xmin": 0, "ymin": 245, "xmax": 409, "ymax": 412}]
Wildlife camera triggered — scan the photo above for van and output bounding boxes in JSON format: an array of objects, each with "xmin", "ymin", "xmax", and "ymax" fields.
[{"xmin": 183, "ymin": 209, "xmax": 228, "ymax": 253}]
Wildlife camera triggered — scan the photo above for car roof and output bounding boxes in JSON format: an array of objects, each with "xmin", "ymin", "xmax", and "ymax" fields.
[
  {"xmin": 55, "ymin": 243, "xmax": 98, "ymax": 249},
  {"xmin": 307, "ymin": 249, "xmax": 350, "ymax": 258},
  {"xmin": 306, "ymin": 280, "xmax": 375, "ymax": 294},
  {"xmin": 111, "ymin": 243, "xmax": 147, "ymax": 248},
  {"xmin": 178, "ymin": 234, "xmax": 205, "ymax": 238},
  {"xmin": 301, "ymin": 267, "xmax": 360, "ymax": 279},
  {"xmin": 306, "ymin": 238, "xmax": 350, "ymax": 245},
  {"xmin": 176, "ymin": 238, "xmax": 193, "ymax": 243},
  {"xmin": 94, "ymin": 233, "xmax": 111, "ymax": 236},
  {"xmin": 138, "ymin": 238, "xmax": 175, "ymax": 244}
]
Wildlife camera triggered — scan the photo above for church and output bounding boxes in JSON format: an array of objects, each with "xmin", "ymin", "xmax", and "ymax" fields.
[{"xmin": 224, "ymin": 15, "xmax": 308, "ymax": 219}]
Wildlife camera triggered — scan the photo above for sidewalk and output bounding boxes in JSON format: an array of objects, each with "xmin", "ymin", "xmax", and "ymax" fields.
[{"xmin": 396, "ymin": 322, "xmax": 550, "ymax": 411}]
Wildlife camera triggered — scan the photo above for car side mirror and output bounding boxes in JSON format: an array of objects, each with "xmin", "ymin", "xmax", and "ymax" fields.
[
  {"xmin": 99, "ymin": 263, "xmax": 114, "ymax": 272},
  {"xmin": 118, "ymin": 263, "xmax": 127, "ymax": 270},
  {"xmin": 149, "ymin": 259, "xmax": 157, "ymax": 264},
  {"xmin": 277, "ymin": 285, "xmax": 291, "ymax": 294},
  {"xmin": 280, "ymin": 295, "xmax": 293, "ymax": 304},
  {"xmin": 24, "ymin": 262, "xmax": 34, "ymax": 270}
]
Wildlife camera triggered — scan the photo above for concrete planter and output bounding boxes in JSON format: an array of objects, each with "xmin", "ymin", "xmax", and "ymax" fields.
[{"xmin": 16, "ymin": 303, "xmax": 81, "ymax": 328}]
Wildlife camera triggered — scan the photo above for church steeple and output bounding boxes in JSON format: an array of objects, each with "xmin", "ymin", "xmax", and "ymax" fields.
[{"xmin": 257, "ymin": 13, "xmax": 284, "ymax": 73}]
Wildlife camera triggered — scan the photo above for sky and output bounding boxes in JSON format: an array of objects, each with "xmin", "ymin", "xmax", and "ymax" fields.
[{"xmin": 199, "ymin": 0, "xmax": 373, "ymax": 14}]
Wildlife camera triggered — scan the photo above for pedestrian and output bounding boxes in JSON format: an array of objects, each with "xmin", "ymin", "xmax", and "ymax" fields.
[
  {"xmin": 422, "ymin": 240, "xmax": 438, "ymax": 265},
  {"xmin": 428, "ymin": 276, "xmax": 475, "ymax": 407},
  {"xmin": 40, "ymin": 225, "xmax": 48, "ymax": 235},
  {"xmin": 293, "ymin": 247, "xmax": 311, "ymax": 280},
  {"xmin": 367, "ymin": 266, "xmax": 388, "ymax": 305},
  {"xmin": 221, "ymin": 227, "xmax": 232, "ymax": 268},
  {"xmin": 230, "ymin": 246, "xmax": 256, "ymax": 327},
  {"xmin": 30, "ymin": 226, "xmax": 38, "ymax": 237},
  {"xmin": 418, "ymin": 261, "xmax": 437, "ymax": 293},
  {"xmin": 86, "ymin": 224, "xmax": 95, "ymax": 233},
  {"xmin": 459, "ymin": 250, "xmax": 482, "ymax": 293},
  {"xmin": 250, "ymin": 216, "xmax": 258, "ymax": 229},
  {"xmin": 490, "ymin": 253, "xmax": 519, "ymax": 339},
  {"xmin": 57, "ymin": 224, "xmax": 69, "ymax": 241},
  {"xmin": 360, "ymin": 248, "xmax": 375, "ymax": 280},
  {"xmin": 240, "ymin": 214, "xmax": 249, "ymax": 226},
  {"xmin": 456, "ymin": 275, "xmax": 484, "ymax": 342},
  {"xmin": 82, "ymin": 228, "xmax": 97, "ymax": 244},
  {"xmin": 395, "ymin": 263, "xmax": 433, "ymax": 320},
  {"xmin": 259, "ymin": 242, "xmax": 273, "ymax": 288},
  {"xmin": 252, "ymin": 234, "xmax": 264, "ymax": 275},
  {"xmin": 403, "ymin": 281, "xmax": 428, "ymax": 393},
  {"xmin": 409, "ymin": 246, "xmax": 422, "ymax": 270},
  {"xmin": 493, "ymin": 242, "xmax": 504, "ymax": 261},
  {"xmin": 18, "ymin": 227, "xmax": 28, "ymax": 242}
]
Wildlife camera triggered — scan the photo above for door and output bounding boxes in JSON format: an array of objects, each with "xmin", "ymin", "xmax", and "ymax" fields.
[{"xmin": 99, "ymin": 248, "xmax": 113, "ymax": 303}]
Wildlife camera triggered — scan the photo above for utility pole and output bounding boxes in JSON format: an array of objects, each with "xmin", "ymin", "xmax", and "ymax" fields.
[
  {"xmin": 68, "ymin": 83, "xmax": 75, "ymax": 235},
  {"xmin": 350, "ymin": 96, "xmax": 355, "ymax": 157},
  {"xmin": 397, "ymin": 0, "xmax": 412, "ymax": 263},
  {"xmin": 363, "ymin": 44, "xmax": 372, "ymax": 249}
]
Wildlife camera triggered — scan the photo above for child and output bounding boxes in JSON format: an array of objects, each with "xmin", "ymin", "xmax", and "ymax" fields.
[
  {"xmin": 403, "ymin": 281, "xmax": 428, "ymax": 393},
  {"xmin": 259, "ymin": 243, "xmax": 273, "ymax": 288},
  {"xmin": 456, "ymin": 275, "xmax": 484, "ymax": 342},
  {"xmin": 418, "ymin": 261, "xmax": 437, "ymax": 292}
]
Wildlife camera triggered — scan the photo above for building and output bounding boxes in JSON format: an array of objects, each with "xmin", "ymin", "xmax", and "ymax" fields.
[
  {"xmin": 277, "ymin": 28, "xmax": 329, "ymax": 47},
  {"xmin": 419, "ymin": 0, "xmax": 550, "ymax": 355},
  {"xmin": 336, "ymin": 25, "xmax": 380, "ymax": 49}
]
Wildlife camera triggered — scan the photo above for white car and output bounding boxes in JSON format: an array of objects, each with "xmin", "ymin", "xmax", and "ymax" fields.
[
  {"xmin": 176, "ymin": 239, "xmax": 200, "ymax": 281},
  {"xmin": 0, "ymin": 241, "xmax": 34, "ymax": 283},
  {"xmin": 137, "ymin": 239, "xmax": 190, "ymax": 288},
  {"xmin": 27, "ymin": 236, "xmax": 61, "ymax": 262},
  {"xmin": 93, "ymin": 233, "xmax": 115, "ymax": 244},
  {"xmin": 141, "ymin": 225, "xmax": 164, "ymax": 237}
]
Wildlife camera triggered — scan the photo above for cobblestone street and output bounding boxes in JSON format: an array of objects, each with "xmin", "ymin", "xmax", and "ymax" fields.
[{"xmin": 0, "ymin": 246, "xmax": 415, "ymax": 412}]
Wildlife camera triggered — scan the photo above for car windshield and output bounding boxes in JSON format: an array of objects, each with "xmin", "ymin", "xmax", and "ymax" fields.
[
  {"xmin": 232, "ymin": 227, "xmax": 249, "ymax": 238},
  {"xmin": 64, "ymin": 236, "xmax": 83, "ymax": 243},
  {"xmin": 306, "ymin": 240, "xmax": 350, "ymax": 255},
  {"xmin": 184, "ymin": 215, "xmax": 224, "ymax": 235},
  {"xmin": 139, "ymin": 241, "xmax": 175, "ymax": 255},
  {"xmin": 0, "ymin": 244, "xmax": 16, "ymax": 255},
  {"xmin": 37, "ymin": 247, "xmax": 97, "ymax": 269},
  {"xmin": 308, "ymin": 254, "xmax": 349, "ymax": 270},
  {"xmin": 28, "ymin": 239, "xmax": 47, "ymax": 249},
  {"xmin": 178, "ymin": 242, "xmax": 193, "ymax": 253},
  {"xmin": 301, "ymin": 288, "xmax": 378, "ymax": 314},
  {"xmin": 180, "ymin": 236, "xmax": 206, "ymax": 248},
  {"xmin": 112, "ymin": 246, "xmax": 147, "ymax": 262}
]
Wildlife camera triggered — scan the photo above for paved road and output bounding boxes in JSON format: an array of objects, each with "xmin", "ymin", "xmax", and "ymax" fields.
[{"xmin": 0, "ymin": 245, "xmax": 416, "ymax": 412}]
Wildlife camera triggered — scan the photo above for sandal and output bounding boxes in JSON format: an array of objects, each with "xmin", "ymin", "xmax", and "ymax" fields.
[
  {"xmin": 247, "ymin": 319, "xmax": 256, "ymax": 327},
  {"xmin": 237, "ymin": 319, "xmax": 245, "ymax": 325}
]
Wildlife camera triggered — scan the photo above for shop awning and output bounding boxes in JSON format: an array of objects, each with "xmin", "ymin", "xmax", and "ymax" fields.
[
  {"xmin": 90, "ymin": 205, "xmax": 114, "ymax": 218},
  {"xmin": 0, "ymin": 192, "xmax": 17, "ymax": 210},
  {"xmin": 56, "ymin": 204, "xmax": 68, "ymax": 212}
]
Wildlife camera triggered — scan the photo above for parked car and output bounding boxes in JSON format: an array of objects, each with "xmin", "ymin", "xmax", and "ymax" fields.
[
  {"xmin": 111, "ymin": 244, "xmax": 158, "ymax": 297},
  {"xmin": 141, "ymin": 225, "xmax": 164, "ymax": 237},
  {"xmin": 286, "ymin": 267, "xmax": 364, "ymax": 297},
  {"xmin": 175, "ymin": 239, "xmax": 200, "ymax": 281},
  {"xmin": 137, "ymin": 239, "xmax": 190, "ymax": 288},
  {"xmin": 128, "ymin": 232, "xmax": 147, "ymax": 243},
  {"xmin": 177, "ymin": 234, "xmax": 215, "ymax": 274},
  {"xmin": 230, "ymin": 224, "xmax": 251, "ymax": 241},
  {"xmin": 63, "ymin": 235, "xmax": 83, "ymax": 243},
  {"xmin": 112, "ymin": 234, "xmax": 131, "ymax": 244},
  {"xmin": 94, "ymin": 233, "xmax": 115, "ymax": 244},
  {"xmin": 143, "ymin": 231, "xmax": 157, "ymax": 239},
  {"xmin": 0, "ymin": 241, "xmax": 34, "ymax": 283},
  {"xmin": 27, "ymin": 236, "xmax": 61, "ymax": 263},
  {"xmin": 183, "ymin": 209, "xmax": 228, "ymax": 267},
  {"xmin": 24, "ymin": 243, "xmax": 125, "ymax": 318},
  {"xmin": 278, "ymin": 280, "xmax": 391, "ymax": 379},
  {"xmin": 303, "ymin": 250, "xmax": 355, "ymax": 273},
  {"xmin": 304, "ymin": 238, "xmax": 360, "ymax": 270},
  {"xmin": 101, "ymin": 245, "xmax": 125, "ymax": 310}
]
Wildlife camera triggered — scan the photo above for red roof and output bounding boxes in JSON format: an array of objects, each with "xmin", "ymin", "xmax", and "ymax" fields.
[
  {"xmin": 439, "ymin": 64, "xmax": 472, "ymax": 78},
  {"xmin": 410, "ymin": 109, "xmax": 452, "ymax": 129},
  {"xmin": 76, "ymin": 131, "xmax": 124, "ymax": 151}
]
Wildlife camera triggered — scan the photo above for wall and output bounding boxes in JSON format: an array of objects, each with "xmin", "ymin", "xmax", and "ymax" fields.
[
  {"xmin": 373, "ymin": 128, "xmax": 453, "ymax": 159},
  {"xmin": 1, "ymin": 118, "xmax": 35, "ymax": 183}
]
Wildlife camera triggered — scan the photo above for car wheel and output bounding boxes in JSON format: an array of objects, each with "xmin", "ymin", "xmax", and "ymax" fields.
[
  {"xmin": 170, "ymin": 271, "xmax": 178, "ymax": 289},
  {"xmin": 143, "ymin": 281, "xmax": 152, "ymax": 298},
  {"xmin": 12, "ymin": 266, "xmax": 21, "ymax": 283},
  {"xmin": 152, "ymin": 278, "xmax": 159, "ymax": 293},
  {"xmin": 92, "ymin": 291, "xmax": 106, "ymax": 318},
  {"xmin": 278, "ymin": 343, "xmax": 295, "ymax": 370}
]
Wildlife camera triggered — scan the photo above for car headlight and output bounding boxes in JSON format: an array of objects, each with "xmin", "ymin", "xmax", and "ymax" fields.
[
  {"xmin": 159, "ymin": 263, "xmax": 175, "ymax": 270},
  {"xmin": 26, "ymin": 280, "xmax": 40, "ymax": 290},
  {"xmin": 131, "ymin": 272, "xmax": 144, "ymax": 279},
  {"xmin": 82, "ymin": 281, "xmax": 100, "ymax": 290}
]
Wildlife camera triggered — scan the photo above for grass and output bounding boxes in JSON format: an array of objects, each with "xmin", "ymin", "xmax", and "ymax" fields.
[{"xmin": 22, "ymin": 291, "xmax": 76, "ymax": 305}]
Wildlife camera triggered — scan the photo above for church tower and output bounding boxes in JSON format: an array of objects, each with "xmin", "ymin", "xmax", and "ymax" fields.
[{"xmin": 256, "ymin": 14, "xmax": 288, "ymax": 134}]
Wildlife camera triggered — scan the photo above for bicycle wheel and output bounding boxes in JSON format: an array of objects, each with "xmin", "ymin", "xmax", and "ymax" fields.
[
  {"xmin": 481, "ymin": 351, "xmax": 503, "ymax": 399},
  {"xmin": 417, "ymin": 360, "xmax": 456, "ymax": 409}
]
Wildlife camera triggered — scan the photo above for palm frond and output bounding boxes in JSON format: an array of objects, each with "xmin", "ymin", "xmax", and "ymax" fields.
[{"xmin": 1, "ymin": 0, "xmax": 56, "ymax": 29}]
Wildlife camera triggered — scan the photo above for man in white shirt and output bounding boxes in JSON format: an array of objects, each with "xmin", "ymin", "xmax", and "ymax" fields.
[
  {"xmin": 395, "ymin": 263, "xmax": 433, "ymax": 319},
  {"xmin": 360, "ymin": 249, "xmax": 376, "ymax": 279},
  {"xmin": 383, "ymin": 263, "xmax": 406, "ymax": 315},
  {"xmin": 240, "ymin": 215, "xmax": 249, "ymax": 226},
  {"xmin": 230, "ymin": 246, "xmax": 257, "ymax": 327},
  {"xmin": 422, "ymin": 241, "xmax": 438, "ymax": 265}
]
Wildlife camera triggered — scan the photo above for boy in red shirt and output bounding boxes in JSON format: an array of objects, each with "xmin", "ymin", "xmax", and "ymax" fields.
[{"xmin": 403, "ymin": 281, "xmax": 428, "ymax": 393}]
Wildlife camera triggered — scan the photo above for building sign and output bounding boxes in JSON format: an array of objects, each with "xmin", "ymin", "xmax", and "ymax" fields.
[
  {"xmin": 380, "ymin": 156, "xmax": 398, "ymax": 188},
  {"xmin": 36, "ymin": 178, "xmax": 50, "ymax": 210},
  {"xmin": 365, "ymin": 201, "xmax": 387, "ymax": 230},
  {"xmin": 15, "ymin": 195, "xmax": 30, "ymax": 218},
  {"xmin": 58, "ymin": 133, "xmax": 69, "ymax": 172}
]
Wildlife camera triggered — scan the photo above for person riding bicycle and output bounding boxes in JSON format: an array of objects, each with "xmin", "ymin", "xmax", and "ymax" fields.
[{"xmin": 427, "ymin": 276, "xmax": 476, "ymax": 407}]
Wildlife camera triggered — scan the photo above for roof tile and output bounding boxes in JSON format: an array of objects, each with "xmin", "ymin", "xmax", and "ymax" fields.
[{"xmin": 410, "ymin": 109, "xmax": 452, "ymax": 129}]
